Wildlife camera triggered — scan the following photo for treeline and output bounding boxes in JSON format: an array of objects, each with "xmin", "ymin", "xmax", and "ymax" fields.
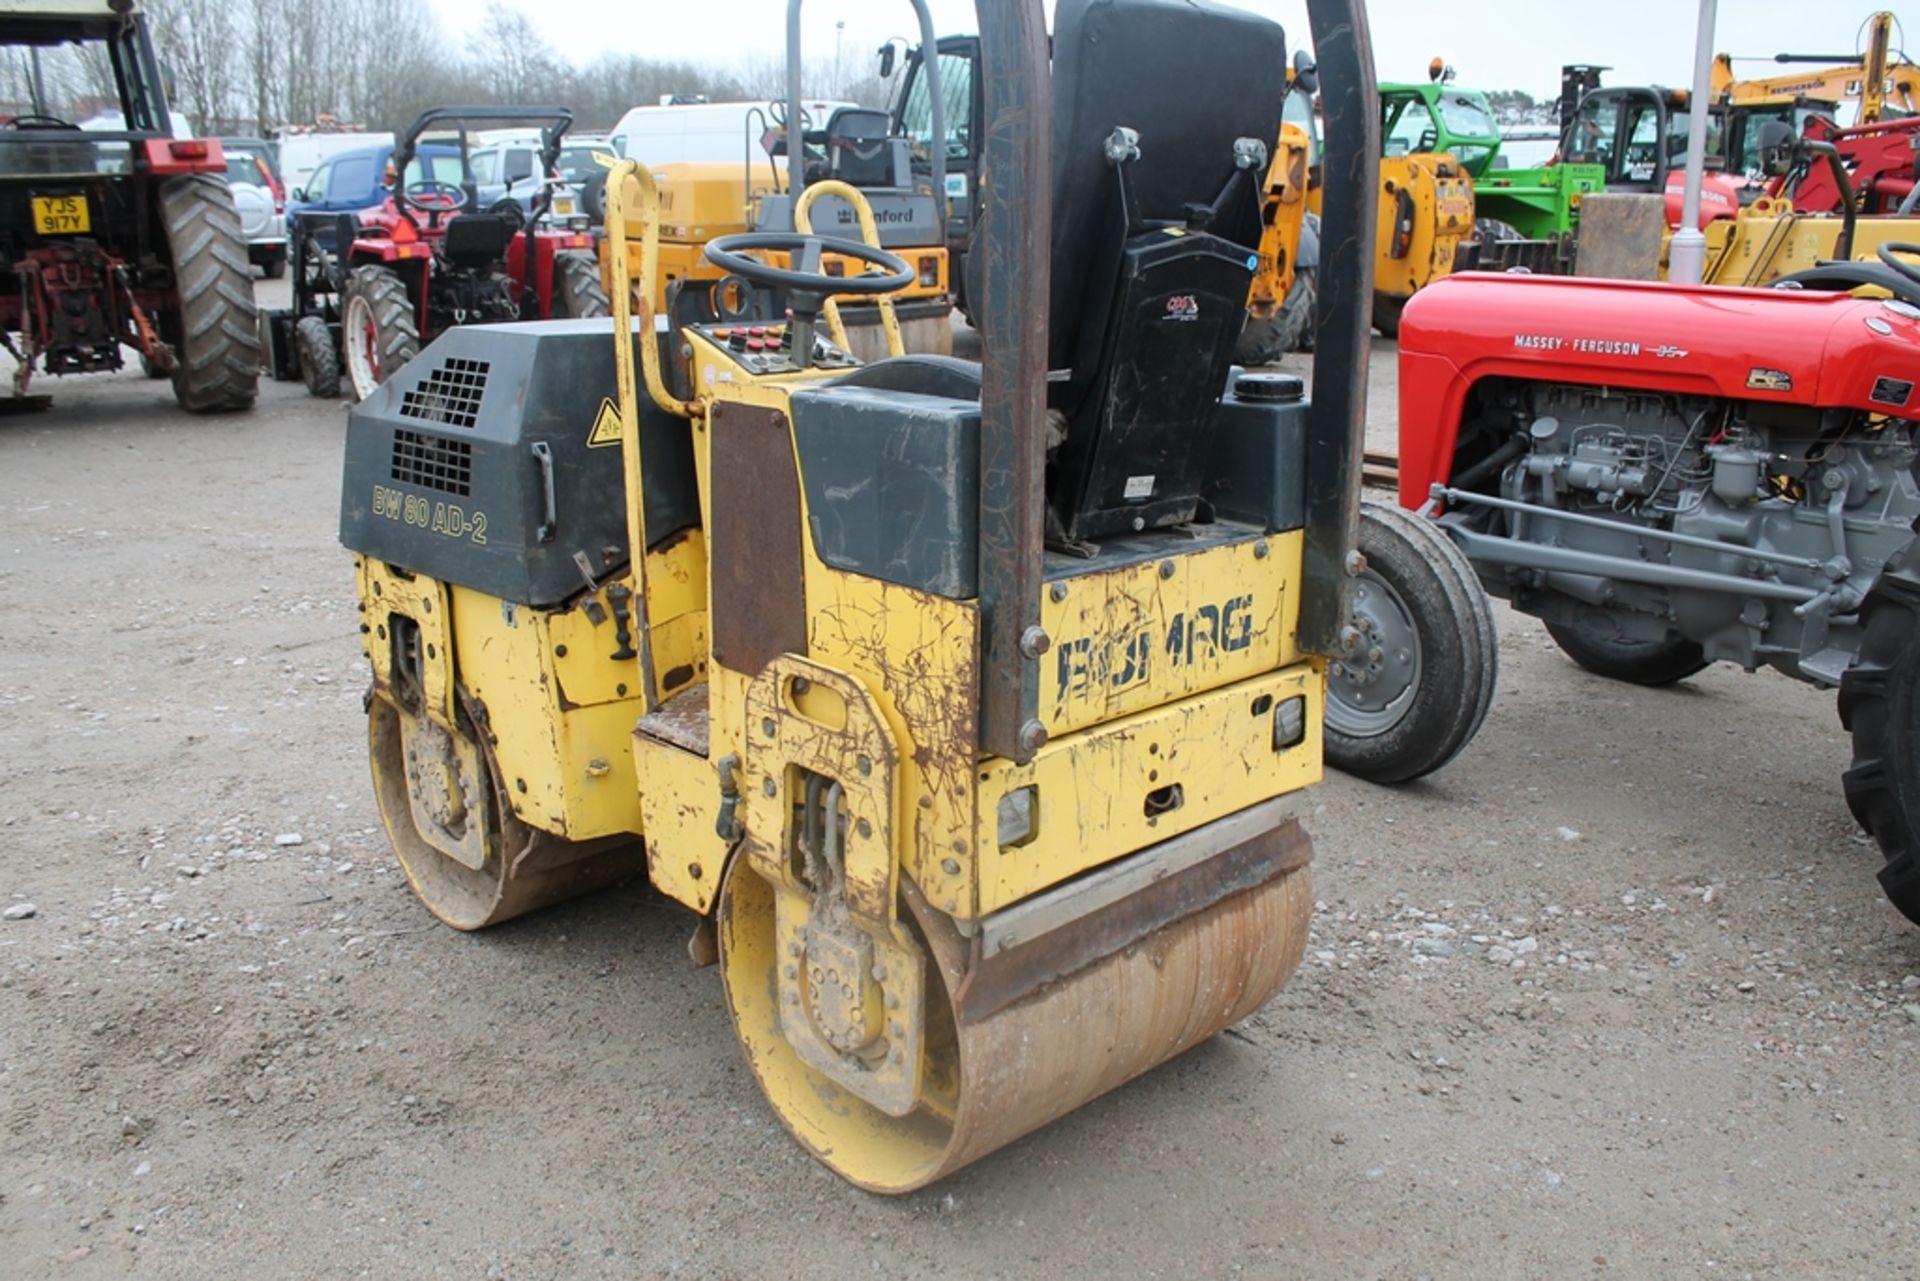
[{"xmin": 147, "ymin": 0, "xmax": 889, "ymax": 137}]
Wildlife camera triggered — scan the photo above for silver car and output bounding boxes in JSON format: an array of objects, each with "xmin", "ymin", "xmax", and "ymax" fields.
[{"xmin": 221, "ymin": 151, "xmax": 288, "ymax": 279}]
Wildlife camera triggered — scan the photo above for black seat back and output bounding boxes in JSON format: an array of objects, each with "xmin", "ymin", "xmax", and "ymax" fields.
[
  {"xmin": 824, "ymin": 107, "xmax": 895, "ymax": 187},
  {"xmin": 1044, "ymin": 0, "xmax": 1287, "ymax": 542},
  {"xmin": 441, "ymin": 214, "xmax": 512, "ymax": 269}
]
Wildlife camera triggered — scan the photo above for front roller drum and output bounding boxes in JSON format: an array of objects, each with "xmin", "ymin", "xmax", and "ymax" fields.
[
  {"xmin": 367, "ymin": 694, "xmax": 643, "ymax": 930},
  {"xmin": 718, "ymin": 828, "xmax": 1313, "ymax": 1193}
]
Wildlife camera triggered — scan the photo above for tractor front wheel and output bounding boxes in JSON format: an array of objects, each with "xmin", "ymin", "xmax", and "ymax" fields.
[
  {"xmin": 553, "ymin": 250, "xmax": 611, "ymax": 319},
  {"xmin": 341, "ymin": 265, "xmax": 419, "ymax": 402},
  {"xmin": 1544, "ymin": 613, "xmax": 1709, "ymax": 687},
  {"xmin": 294, "ymin": 315, "xmax": 340, "ymax": 399},
  {"xmin": 1325, "ymin": 499, "xmax": 1498, "ymax": 784},
  {"xmin": 1372, "ymin": 292, "xmax": 1406, "ymax": 339},
  {"xmin": 1839, "ymin": 544, "xmax": 1920, "ymax": 925},
  {"xmin": 158, "ymin": 174, "xmax": 260, "ymax": 413}
]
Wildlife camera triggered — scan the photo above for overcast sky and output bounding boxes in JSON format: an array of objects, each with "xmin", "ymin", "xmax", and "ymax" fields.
[{"xmin": 429, "ymin": 1, "xmax": 1906, "ymax": 100}]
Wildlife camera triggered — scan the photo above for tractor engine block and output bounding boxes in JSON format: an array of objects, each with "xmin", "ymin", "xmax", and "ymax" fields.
[{"xmin": 1454, "ymin": 381, "xmax": 1920, "ymax": 685}]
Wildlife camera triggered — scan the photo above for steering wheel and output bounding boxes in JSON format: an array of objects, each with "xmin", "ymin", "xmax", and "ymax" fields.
[
  {"xmin": 6, "ymin": 113, "xmax": 76, "ymax": 130},
  {"xmin": 766, "ymin": 100, "xmax": 815, "ymax": 132},
  {"xmin": 401, "ymin": 179, "xmax": 469, "ymax": 213},
  {"xmin": 703, "ymin": 232, "xmax": 913, "ymax": 367},
  {"xmin": 1879, "ymin": 242, "xmax": 1920, "ymax": 290},
  {"xmin": 704, "ymin": 232, "xmax": 913, "ymax": 297}
]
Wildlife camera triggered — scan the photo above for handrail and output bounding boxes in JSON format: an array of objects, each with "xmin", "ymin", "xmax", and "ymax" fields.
[{"xmin": 794, "ymin": 179, "xmax": 907, "ymax": 359}]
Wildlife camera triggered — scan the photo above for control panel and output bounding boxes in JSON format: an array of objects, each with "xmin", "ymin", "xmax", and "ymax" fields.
[{"xmin": 696, "ymin": 323, "xmax": 860, "ymax": 376}]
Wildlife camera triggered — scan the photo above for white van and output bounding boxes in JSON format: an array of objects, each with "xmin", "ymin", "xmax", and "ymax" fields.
[
  {"xmin": 610, "ymin": 99, "xmax": 854, "ymax": 166},
  {"xmin": 277, "ymin": 129, "xmax": 396, "ymax": 198}
]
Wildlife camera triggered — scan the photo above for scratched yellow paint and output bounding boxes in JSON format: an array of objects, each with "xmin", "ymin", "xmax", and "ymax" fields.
[
  {"xmin": 975, "ymin": 665, "xmax": 1322, "ymax": 915},
  {"xmin": 1038, "ymin": 531, "xmax": 1302, "ymax": 738},
  {"xmin": 801, "ymin": 563, "xmax": 982, "ymax": 918},
  {"xmin": 355, "ymin": 557, "xmax": 456, "ymax": 731},
  {"xmin": 446, "ymin": 583, "xmax": 647, "ymax": 842},
  {"xmin": 633, "ymin": 730, "xmax": 727, "ymax": 913}
]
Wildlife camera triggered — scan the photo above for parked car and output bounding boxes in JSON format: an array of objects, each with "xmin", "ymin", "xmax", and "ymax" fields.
[
  {"xmin": 220, "ymin": 137, "xmax": 283, "ymax": 192},
  {"xmin": 468, "ymin": 135, "xmax": 614, "ymax": 223},
  {"xmin": 222, "ymin": 150, "xmax": 288, "ymax": 278},
  {"xmin": 287, "ymin": 142, "xmax": 466, "ymax": 217}
]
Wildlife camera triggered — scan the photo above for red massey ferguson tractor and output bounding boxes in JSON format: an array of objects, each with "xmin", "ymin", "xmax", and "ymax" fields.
[
  {"xmin": 1390, "ymin": 250, "xmax": 1920, "ymax": 922},
  {"xmin": 0, "ymin": 2, "xmax": 257, "ymax": 414},
  {"xmin": 262, "ymin": 107, "xmax": 606, "ymax": 401}
]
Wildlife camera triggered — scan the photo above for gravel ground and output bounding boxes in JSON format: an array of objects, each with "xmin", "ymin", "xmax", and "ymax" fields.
[{"xmin": 3, "ymin": 288, "xmax": 1918, "ymax": 1279}]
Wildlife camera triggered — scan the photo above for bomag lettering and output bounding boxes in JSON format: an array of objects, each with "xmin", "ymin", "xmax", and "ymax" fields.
[{"xmin": 1055, "ymin": 594, "xmax": 1257, "ymax": 702}]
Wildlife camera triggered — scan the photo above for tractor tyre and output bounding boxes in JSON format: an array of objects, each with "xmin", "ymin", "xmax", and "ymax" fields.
[
  {"xmin": 158, "ymin": 174, "xmax": 260, "ymax": 413},
  {"xmin": 581, "ymin": 170, "xmax": 609, "ymax": 226},
  {"xmin": 294, "ymin": 314, "xmax": 340, "ymax": 399},
  {"xmin": 1325, "ymin": 498, "xmax": 1498, "ymax": 784},
  {"xmin": 1838, "ymin": 541, "xmax": 1920, "ymax": 925},
  {"xmin": 1473, "ymin": 217, "xmax": 1521, "ymax": 246},
  {"xmin": 553, "ymin": 250, "xmax": 611, "ymax": 319},
  {"xmin": 1544, "ymin": 613, "xmax": 1709, "ymax": 687},
  {"xmin": 138, "ymin": 352, "xmax": 167, "ymax": 380},
  {"xmin": 1372, "ymin": 292, "xmax": 1406, "ymax": 338},
  {"xmin": 1235, "ymin": 266, "xmax": 1315, "ymax": 366},
  {"xmin": 341, "ymin": 264, "xmax": 419, "ymax": 402}
]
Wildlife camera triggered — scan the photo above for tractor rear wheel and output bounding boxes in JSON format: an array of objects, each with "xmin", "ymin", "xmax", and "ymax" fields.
[
  {"xmin": 158, "ymin": 174, "xmax": 260, "ymax": 413},
  {"xmin": 1839, "ymin": 544, "xmax": 1920, "ymax": 925},
  {"xmin": 553, "ymin": 250, "xmax": 610, "ymax": 318},
  {"xmin": 341, "ymin": 265, "xmax": 419, "ymax": 402},
  {"xmin": 294, "ymin": 315, "xmax": 340, "ymax": 399},
  {"xmin": 1473, "ymin": 217, "xmax": 1521, "ymax": 246},
  {"xmin": 1235, "ymin": 264, "xmax": 1315, "ymax": 365},
  {"xmin": 1325, "ymin": 499, "xmax": 1498, "ymax": 784},
  {"xmin": 1544, "ymin": 613, "xmax": 1709, "ymax": 687}
]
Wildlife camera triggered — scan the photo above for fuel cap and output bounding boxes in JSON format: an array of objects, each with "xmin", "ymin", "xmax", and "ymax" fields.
[{"xmin": 1233, "ymin": 373, "xmax": 1305, "ymax": 403}]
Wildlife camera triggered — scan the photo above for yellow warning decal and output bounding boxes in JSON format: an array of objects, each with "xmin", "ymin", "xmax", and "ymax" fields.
[{"xmin": 586, "ymin": 397, "xmax": 622, "ymax": 447}]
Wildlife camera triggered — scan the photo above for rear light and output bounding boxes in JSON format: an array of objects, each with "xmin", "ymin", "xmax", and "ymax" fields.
[
  {"xmin": 918, "ymin": 255, "xmax": 938, "ymax": 287},
  {"xmin": 823, "ymin": 260, "xmax": 846, "ymax": 278},
  {"xmin": 1272, "ymin": 696, "xmax": 1307, "ymax": 751},
  {"xmin": 996, "ymin": 786, "xmax": 1038, "ymax": 847},
  {"xmin": 169, "ymin": 140, "xmax": 209, "ymax": 160}
]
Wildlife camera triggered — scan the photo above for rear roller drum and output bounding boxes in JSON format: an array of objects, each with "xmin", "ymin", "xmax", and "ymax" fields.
[
  {"xmin": 717, "ymin": 849, "xmax": 1313, "ymax": 1193},
  {"xmin": 367, "ymin": 694, "xmax": 642, "ymax": 929},
  {"xmin": 1325, "ymin": 499, "xmax": 1498, "ymax": 784}
]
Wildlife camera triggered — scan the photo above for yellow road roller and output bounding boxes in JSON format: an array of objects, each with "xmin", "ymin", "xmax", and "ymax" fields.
[{"xmin": 340, "ymin": 0, "xmax": 1483, "ymax": 1191}]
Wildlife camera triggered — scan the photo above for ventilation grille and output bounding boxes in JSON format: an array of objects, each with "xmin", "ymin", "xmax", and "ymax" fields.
[
  {"xmin": 399, "ymin": 357, "xmax": 489, "ymax": 429},
  {"xmin": 391, "ymin": 430, "xmax": 472, "ymax": 497}
]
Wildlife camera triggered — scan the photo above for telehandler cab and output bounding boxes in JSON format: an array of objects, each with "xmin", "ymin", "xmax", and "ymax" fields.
[{"xmin": 339, "ymin": 0, "xmax": 1489, "ymax": 1190}]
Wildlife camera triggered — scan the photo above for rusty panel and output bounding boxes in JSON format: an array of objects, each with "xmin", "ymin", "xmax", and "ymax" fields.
[
  {"xmin": 708, "ymin": 401, "xmax": 807, "ymax": 678},
  {"xmin": 1298, "ymin": 0, "xmax": 1381, "ymax": 657},
  {"xmin": 975, "ymin": 0, "xmax": 1053, "ymax": 763},
  {"xmin": 955, "ymin": 817, "xmax": 1311, "ymax": 1021}
]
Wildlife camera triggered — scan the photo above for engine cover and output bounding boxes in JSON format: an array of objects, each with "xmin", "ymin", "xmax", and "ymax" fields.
[
  {"xmin": 339, "ymin": 320, "xmax": 699, "ymax": 607},
  {"xmin": 1396, "ymin": 272, "xmax": 1920, "ymax": 510}
]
